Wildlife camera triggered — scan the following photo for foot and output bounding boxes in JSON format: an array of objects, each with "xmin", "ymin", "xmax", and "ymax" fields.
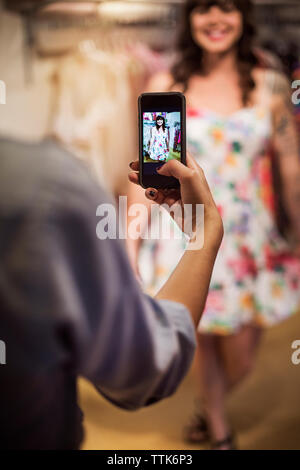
[
  {"xmin": 183, "ymin": 413, "xmax": 209, "ymax": 444},
  {"xmin": 211, "ymin": 434, "xmax": 236, "ymax": 450}
]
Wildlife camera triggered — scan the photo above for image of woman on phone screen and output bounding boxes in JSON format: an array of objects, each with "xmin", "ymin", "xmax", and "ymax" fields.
[
  {"xmin": 127, "ymin": 0, "xmax": 300, "ymax": 450},
  {"xmin": 148, "ymin": 115, "xmax": 170, "ymax": 162}
]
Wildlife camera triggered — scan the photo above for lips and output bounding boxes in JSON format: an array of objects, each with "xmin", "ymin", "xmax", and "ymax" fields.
[{"xmin": 205, "ymin": 29, "xmax": 230, "ymax": 41}]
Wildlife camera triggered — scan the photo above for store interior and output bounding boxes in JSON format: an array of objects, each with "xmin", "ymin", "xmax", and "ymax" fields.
[{"xmin": 1, "ymin": 0, "xmax": 300, "ymax": 450}]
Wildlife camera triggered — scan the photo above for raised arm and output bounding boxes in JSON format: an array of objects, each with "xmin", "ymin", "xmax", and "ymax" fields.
[{"xmin": 129, "ymin": 155, "xmax": 224, "ymax": 325}]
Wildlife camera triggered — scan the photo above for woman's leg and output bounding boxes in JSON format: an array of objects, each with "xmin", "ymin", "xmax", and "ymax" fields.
[
  {"xmin": 188, "ymin": 325, "xmax": 262, "ymax": 447},
  {"xmin": 196, "ymin": 333, "xmax": 232, "ymax": 446},
  {"xmin": 217, "ymin": 324, "xmax": 262, "ymax": 390}
]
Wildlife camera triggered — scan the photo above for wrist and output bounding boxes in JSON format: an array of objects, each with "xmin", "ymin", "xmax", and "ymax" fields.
[
  {"xmin": 188, "ymin": 229, "xmax": 222, "ymax": 254},
  {"xmin": 188, "ymin": 214, "xmax": 223, "ymax": 252}
]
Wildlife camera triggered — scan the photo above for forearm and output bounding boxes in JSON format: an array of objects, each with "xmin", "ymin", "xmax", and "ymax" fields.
[
  {"xmin": 155, "ymin": 239, "xmax": 218, "ymax": 327},
  {"xmin": 149, "ymin": 137, "xmax": 154, "ymax": 149},
  {"xmin": 129, "ymin": 154, "xmax": 224, "ymax": 327},
  {"xmin": 282, "ymin": 170, "xmax": 300, "ymax": 235}
]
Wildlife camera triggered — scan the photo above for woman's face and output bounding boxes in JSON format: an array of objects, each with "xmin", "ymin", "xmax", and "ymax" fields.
[
  {"xmin": 157, "ymin": 119, "xmax": 164, "ymax": 127},
  {"xmin": 190, "ymin": 4, "xmax": 243, "ymax": 54}
]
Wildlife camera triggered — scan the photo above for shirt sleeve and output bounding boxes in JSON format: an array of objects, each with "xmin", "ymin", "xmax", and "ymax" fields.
[{"xmin": 25, "ymin": 165, "xmax": 197, "ymax": 411}]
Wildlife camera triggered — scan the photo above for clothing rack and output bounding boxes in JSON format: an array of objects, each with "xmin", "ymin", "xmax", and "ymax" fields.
[
  {"xmin": 6, "ymin": 0, "xmax": 300, "ymax": 30},
  {"xmin": 4, "ymin": 0, "xmax": 180, "ymax": 79},
  {"xmin": 7, "ymin": 1, "xmax": 181, "ymax": 47},
  {"xmin": 6, "ymin": 0, "xmax": 181, "ymax": 54},
  {"xmin": 5, "ymin": 0, "xmax": 300, "ymax": 79},
  {"xmin": 5, "ymin": 0, "xmax": 300, "ymax": 12},
  {"xmin": 6, "ymin": 0, "xmax": 183, "ymax": 15}
]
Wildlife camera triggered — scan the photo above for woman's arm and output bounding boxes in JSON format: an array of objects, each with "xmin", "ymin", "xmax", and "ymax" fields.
[
  {"xmin": 166, "ymin": 128, "xmax": 170, "ymax": 150},
  {"xmin": 270, "ymin": 72, "xmax": 300, "ymax": 242},
  {"xmin": 149, "ymin": 126, "xmax": 155, "ymax": 150},
  {"xmin": 129, "ymin": 155, "xmax": 224, "ymax": 326}
]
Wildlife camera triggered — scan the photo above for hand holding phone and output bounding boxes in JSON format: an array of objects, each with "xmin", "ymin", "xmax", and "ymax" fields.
[{"xmin": 129, "ymin": 155, "xmax": 224, "ymax": 251}]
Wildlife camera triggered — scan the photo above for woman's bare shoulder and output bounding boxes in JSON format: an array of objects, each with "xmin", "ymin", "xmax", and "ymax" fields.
[
  {"xmin": 253, "ymin": 67, "xmax": 291, "ymax": 110},
  {"xmin": 146, "ymin": 71, "xmax": 177, "ymax": 93},
  {"xmin": 254, "ymin": 67, "xmax": 289, "ymax": 95}
]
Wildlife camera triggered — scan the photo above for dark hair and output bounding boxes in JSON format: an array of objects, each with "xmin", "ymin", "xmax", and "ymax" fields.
[
  {"xmin": 156, "ymin": 115, "xmax": 166, "ymax": 131},
  {"xmin": 171, "ymin": 0, "xmax": 259, "ymax": 105}
]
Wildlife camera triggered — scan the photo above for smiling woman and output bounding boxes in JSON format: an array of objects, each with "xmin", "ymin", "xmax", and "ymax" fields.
[
  {"xmin": 190, "ymin": 1, "xmax": 243, "ymax": 50},
  {"xmin": 171, "ymin": 0, "xmax": 258, "ymax": 105},
  {"xmin": 127, "ymin": 0, "xmax": 300, "ymax": 450}
]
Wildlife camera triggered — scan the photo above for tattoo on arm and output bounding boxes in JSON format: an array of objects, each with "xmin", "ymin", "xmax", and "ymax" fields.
[
  {"xmin": 274, "ymin": 112, "xmax": 298, "ymax": 157},
  {"xmin": 276, "ymin": 115, "xmax": 289, "ymax": 135},
  {"xmin": 270, "ymin": 73, "xmax": 299, "ymax": 158},
  {"xmin": 272, "ymin": 76, "xmax": 300, "ymax": 231},
  {"xmin": 271, "ymin": 74, "xmax": 300, "ymax": 230}
]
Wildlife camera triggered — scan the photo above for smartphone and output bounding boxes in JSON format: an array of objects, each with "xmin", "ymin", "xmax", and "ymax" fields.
[{"xmin": 138, "ymin": 92, "xmax": 186, "ymax": 189}]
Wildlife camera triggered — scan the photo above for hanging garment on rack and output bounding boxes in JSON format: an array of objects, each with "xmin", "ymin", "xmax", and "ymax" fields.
[
  {"xmin": 52, "ymin": 41, "xmax": 170, "ymax": 195},
  {"xmin": 0, "ymin": 10, "xmax": 57, "ymax": 142},
  {"xmin": 52, "ymin": 47, "xmax": 143, "ymax": 195}
]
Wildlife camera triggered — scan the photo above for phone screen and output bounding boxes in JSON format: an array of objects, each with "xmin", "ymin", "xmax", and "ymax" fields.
[
  {"xmin": 143, "ymin": 110, "xmax": 181, "ymax": 167},
  {"xmin": 139, "ymin": 93, "xmax": 186, "ymax": 189}
]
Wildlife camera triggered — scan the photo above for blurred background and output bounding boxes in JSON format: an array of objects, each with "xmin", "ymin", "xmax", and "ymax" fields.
[
  {"xmin": 2, "ymin": 0, "xmax": 300, "ymax": 195},
  {"xmin": 1, "ymin": 0, "xmax": 300, "ymax": 450}
]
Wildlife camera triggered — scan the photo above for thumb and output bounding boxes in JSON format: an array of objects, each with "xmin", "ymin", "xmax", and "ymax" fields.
[{"xmin": 157, "ymin": 159, "xmax": 193, "ymax": 182}]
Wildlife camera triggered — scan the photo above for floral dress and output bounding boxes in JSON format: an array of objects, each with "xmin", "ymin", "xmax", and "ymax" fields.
[
  {"xmin": 138, "ymin": 73, "xmax": 300, "ymax": 335},
  {"xmin": 149, "ymin": 127, "xmax": 169, "ymax": 161}
]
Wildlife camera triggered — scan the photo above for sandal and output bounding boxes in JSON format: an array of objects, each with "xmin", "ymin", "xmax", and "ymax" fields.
[
  {"xmin": 211, "ymin": 433, "xmax": 236, "ymax": 450},
  {"xmin": 183, "ymin": 413, "xmax": 210, "ymax": 444}
]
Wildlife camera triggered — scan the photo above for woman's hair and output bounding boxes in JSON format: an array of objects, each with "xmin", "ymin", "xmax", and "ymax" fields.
[
  {"xmin": 155, "ymin": 115, "xmax": 166, "ymax": 131},
  {"xmin": 171, "ymin": 0, "xmax": 259, "ymax": 105}
]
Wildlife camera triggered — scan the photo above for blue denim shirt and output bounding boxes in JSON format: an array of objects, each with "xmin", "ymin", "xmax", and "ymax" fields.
[{"xmin": 0, "ymin": 138, "xmax": 196, "ymax": 449}]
